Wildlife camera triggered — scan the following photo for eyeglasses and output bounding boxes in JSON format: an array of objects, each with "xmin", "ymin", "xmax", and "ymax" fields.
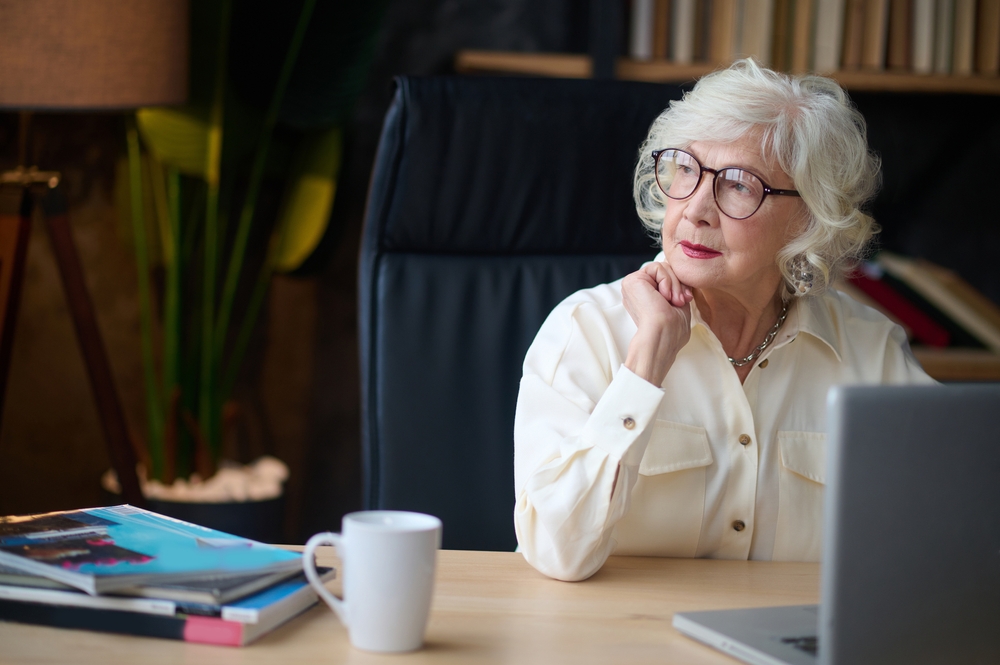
[{"xmin": 652, "ymin": 148, "xmax": 800, "ymax": 220}]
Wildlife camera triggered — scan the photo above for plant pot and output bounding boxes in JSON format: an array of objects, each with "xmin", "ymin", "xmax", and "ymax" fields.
[
  {"xmin": 100, "ymin": 489, "xmax": 285, "ymax": 543},
  {"xmin": 145, "ymin": 496, "xmax": 285, "ymax": 544},
  {"xmin": 100, "ymin": 457, "xmax": 289, "ymax": 543}
]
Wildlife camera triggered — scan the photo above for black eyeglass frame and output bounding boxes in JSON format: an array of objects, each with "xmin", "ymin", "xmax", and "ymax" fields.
[{"xmin": 651, "ymin": 148, "xmax": 801, "ymax": 220}]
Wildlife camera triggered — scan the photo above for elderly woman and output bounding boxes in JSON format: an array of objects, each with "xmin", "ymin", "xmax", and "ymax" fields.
[{"xmin": 513, "ymin": 59, "xmax": 934, "ymax": 582}]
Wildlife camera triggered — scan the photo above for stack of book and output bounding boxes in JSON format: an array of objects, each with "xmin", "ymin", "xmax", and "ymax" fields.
[
  {"xmin": 0, "ymin": 505, "xmax": 333, "ymax": 646},
  {"xmin": 627, "ymin": 0, "xmax": 1000, "ymax": 76},
  {"xmin": 835, "ymin": 252, "xmax": 1000, "ymax": 353}
]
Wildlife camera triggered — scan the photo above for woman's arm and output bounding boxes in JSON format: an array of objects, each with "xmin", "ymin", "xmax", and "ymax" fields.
[
  {"xmin": 514, "ymin": 263, "xmax": 693, "ymax": 581},
  {"xmin": 514, "ymin": 348, "xmax": 665, "ymax": 581}
]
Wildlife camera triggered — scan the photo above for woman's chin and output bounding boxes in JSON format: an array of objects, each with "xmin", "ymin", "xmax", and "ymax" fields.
[{"xmin": 671, "ymin": 265, "xmax": 715, "ymax": 291}]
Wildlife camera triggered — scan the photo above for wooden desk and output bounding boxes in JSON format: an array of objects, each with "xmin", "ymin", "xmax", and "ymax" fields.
[{"xmin": 0, "ymin": 550, "xmax": 819, "ymax": 664}]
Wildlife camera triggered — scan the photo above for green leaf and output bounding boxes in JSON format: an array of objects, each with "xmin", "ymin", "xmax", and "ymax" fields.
[
  {"xmin": 136, "ymin": 107, "xmax": 211, "ymax": 178},
  {"xmin": 272, "ymin": 126, "xmax": 342, "ymax": 272}
]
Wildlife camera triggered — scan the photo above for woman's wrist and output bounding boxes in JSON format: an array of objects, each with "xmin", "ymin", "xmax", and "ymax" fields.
[{"xmin": 624, "ymin": 325, "xmax": 680, "ymax": 386}]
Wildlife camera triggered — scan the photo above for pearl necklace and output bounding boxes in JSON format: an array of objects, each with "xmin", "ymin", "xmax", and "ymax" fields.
[{"xmin": 728, "ymin": 300, "xmax": 789, "ymax": 367}]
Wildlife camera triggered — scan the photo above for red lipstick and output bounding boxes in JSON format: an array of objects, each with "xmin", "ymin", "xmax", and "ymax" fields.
[{"xmin": 680, "ymin": 241, "xmax": 722, "ymax": 259}]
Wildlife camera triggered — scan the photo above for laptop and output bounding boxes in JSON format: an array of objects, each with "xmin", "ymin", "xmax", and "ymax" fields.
[{"xmin": 673, "ymin": 383, "xmax": 1000, "ymax": 665}]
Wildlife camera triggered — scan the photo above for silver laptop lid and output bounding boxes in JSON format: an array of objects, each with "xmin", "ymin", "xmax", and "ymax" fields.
[{"xmin": 821, "ymin": 384, "xmax": 1000, "ymax": 665}]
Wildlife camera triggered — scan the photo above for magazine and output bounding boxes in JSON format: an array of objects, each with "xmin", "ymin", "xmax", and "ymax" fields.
[
  {"xmin": 0, "ymin": 563, "xmax": 300, "ymax": 605},
  {"xmin": 0, "ymin": 505, "xmax": 301, "ymax": 595},
  {"xmin": 0, "ymin": 569, "xmax": 335, "ymax": 646},
  {"xmin": 0, "ymin": 569, "xmax": 332, "ymax": 621}
]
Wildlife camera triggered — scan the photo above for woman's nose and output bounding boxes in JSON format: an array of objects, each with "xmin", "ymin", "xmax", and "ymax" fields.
[{"xmin": 683, "ymin": 175, "xmax": 719, "ymax": 225}]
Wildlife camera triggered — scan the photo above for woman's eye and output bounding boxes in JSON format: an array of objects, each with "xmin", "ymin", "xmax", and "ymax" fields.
[{"xmin": 721, "ymin": 172, "xmax": 759, "ymax": 197}]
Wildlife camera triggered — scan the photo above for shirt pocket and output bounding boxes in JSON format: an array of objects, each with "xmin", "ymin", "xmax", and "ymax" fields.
[
  {"xmin": 614, "ymin": 420, "xmax": 714, "ymax": 558},
  {"xmin": 772, "ymin": 431, "xmax": 826, "ymax": 562}
]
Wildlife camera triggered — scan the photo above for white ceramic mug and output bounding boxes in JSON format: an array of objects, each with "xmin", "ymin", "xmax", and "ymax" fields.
[{"xmin": 303, "ymin": 510, "xmax": 442, "ymax": 652}]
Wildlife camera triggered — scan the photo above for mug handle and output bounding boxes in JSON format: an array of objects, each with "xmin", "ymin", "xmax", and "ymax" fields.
[{"xmin": 303, "ymin": 532, "xmax": 347, "ymax": 625}]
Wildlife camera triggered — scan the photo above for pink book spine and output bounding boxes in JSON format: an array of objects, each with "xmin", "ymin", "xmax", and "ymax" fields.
[{"xmin": 183, "ymin": 615, "xmax": 245, "ymax": 646}]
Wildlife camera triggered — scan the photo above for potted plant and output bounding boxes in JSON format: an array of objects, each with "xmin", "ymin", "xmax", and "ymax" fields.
[{"xmin": 102, "ymin": 0, "xmax": 373, "ymax": 541}]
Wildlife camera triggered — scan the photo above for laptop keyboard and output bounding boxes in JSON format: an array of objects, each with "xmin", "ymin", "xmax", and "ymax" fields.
[{"xmin": 781, "ymin": 636, "xmax": 818, "ymax": 655}]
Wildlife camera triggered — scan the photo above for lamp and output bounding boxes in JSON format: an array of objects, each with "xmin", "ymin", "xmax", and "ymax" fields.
[{"xmin": 0, "ymin": 0, "xmax": 189, "ymax": 506}]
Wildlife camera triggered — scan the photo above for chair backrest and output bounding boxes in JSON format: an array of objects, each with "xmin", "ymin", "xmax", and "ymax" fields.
[{"xmin": 358, "ymin": 76, "xmax": 684, "ymax": 550}]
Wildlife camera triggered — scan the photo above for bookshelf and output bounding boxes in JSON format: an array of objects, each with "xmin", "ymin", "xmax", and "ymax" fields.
[
  {"xmin": 457, "ymin": 0, "xmax": 1000, "ymax": 92},
  {"xmin": 454, "ymin": 51, "xmax": 1000, "ymax": 94},
  {"xmin": 912, "ymin": 348, "xmax": 1000, "ymax": 381}
]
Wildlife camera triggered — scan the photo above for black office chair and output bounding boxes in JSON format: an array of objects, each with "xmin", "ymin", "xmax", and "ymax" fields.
[{"xmin": 357, "ymin": 76, "xmax": 684, "ymax": 550}]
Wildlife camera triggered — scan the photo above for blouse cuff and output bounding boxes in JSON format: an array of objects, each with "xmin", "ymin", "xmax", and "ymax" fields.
[{"xmin": 583, "ymin": 366, "xmax": 665, "ymax": 467}]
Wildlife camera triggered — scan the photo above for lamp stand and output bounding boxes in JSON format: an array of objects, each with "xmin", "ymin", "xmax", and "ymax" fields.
[{"xmin": 0, "ymin": 169, "xmax": 145, "ymax": 507}]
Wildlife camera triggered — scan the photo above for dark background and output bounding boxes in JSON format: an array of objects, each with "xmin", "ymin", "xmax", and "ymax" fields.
[
  {"xmin": 1, "ymin": 1, "xmax": 996, "ymax": 543},
  {"xmin": 297, "ymin": 0, "xmax": 590, "ymax": 540},
  {"xmin": 0, "ymin": 0, "xmax": 591, "ymax": 542}
]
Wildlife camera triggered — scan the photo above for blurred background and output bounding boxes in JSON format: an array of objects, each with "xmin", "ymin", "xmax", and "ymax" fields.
[
  {"xmin": 3, "ymin": 0, "xmax": 998, "ymax": 545},
  {"xmin": 0, "ymin": 0, "xmax": 589, "ymax": 543}
]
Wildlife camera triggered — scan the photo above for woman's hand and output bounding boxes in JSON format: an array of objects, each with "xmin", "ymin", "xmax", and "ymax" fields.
[{"xmin": 621, "ymin": 261, "xmax": 693, "ymax": 386}]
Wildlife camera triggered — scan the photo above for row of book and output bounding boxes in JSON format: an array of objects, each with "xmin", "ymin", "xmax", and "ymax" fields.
[
  {"xmin": 627, "ymin": 0, "xmax": 1000, "ymax": 76},
  {"xmin": 0, "ymin": 504, "xmax": 331, "ymax": 646},
  {"xmin": 836, "ymin": 252, "xmax": 1000, "ymax": 351}
]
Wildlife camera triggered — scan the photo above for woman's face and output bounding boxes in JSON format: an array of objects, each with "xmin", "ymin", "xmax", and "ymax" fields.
[{"xmin": 660, "ymin": 137, "xmax": 808, "ymax": 302}]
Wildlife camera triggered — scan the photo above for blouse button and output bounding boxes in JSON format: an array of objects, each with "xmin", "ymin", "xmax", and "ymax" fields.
[
  {"xmin": 739, "ymin": 434, "xmax": 751, "ymax": 446},
  {"xmin": 758, "ymin": 359, "xmax": 769, "ymax": 368},
  {"xmin": 623, "ymin": 417, "xmax": 636, "ymax": 430},
  {"xmin": 732, "ymin": 520, "xmax": 746, "ymax": 532}
]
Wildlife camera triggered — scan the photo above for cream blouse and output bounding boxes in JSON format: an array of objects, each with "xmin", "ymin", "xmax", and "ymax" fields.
[{"xmin": 513, "ymin": 258, "xmax": 934, "ymax": 581}]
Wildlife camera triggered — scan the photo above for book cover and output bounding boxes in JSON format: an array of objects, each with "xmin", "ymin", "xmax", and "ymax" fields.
[
  {"xmin": 711, "ymin": 0, "xmax": 738, "ymax": 64},
  {"xmin": 934, "ymin": 0, "xmax": 955, "ymax": 73},
  {"xmin": 0, "ymin": 584, "xmax": 177, "ymax": 616},
  {"xmin": 875, "ymin": 267, "xmax": 987, "ymax": 349},
  {"xmin": 912, "ymin": 0, "xmax": 935, "ymax": 73},
  {"xmin": 846, "ymin": 266, "xmax": 951, "ymax": 347},
  {"xmin": 740, "ymin": 0, "xmax": 777, "ymax": 65},
  {"xmin": 814, "ymin": 0, "xmax": 847, "ymax": 72},
  {"xmin": 0, "ymin": 505, "xmax": 301, "ymax": 595},
  {"xmin": 920, "ymin": 261, "xmax": 1000, "ymax": 334},
  {"xmin": 732, "ymin": 0, "xmax": 746, "ymax": 56},
  {"xmin": 0, "ymin": 570, "xmax": 335, "ymax": 646},
  {"xmin": 976, "ymin": 0, "xmax": 1000, "ymax": 74},
  {"xmin": 862, "ymin": 0, "xmax": 891, "ymax": 70},
  {"xmin": 696, "ymin": 0, "xmax": 714, "ymax": 62},
  {"xmin": 877, "ymin": 253, "xmax": 1000, "ymax": 353},
  {"xmin": 886, "ymin": 0, "xmax": 912, "ymax": 70},
  {"xmin": 0, "ymin": 563, "xmax": 299, "ymax": 605},
  {"xmin": 771, "ymin": 0, "xmax": 794, "ymax": 70},
  {"xmin": 120, "ymin": 568, "xmax": 301, "ymax": 605},
  {"xmin": 790, "ymin": 0, "xmax": 815, "ymax": 72},
  {"xmin": 841, "ymin": 0, "xmax": 867, "ymax": 69},
  {"xmin": 952, "ymin": 0, "xmax": 976, "ymax": 75},
  {"xmin": 655, "ymin": 0, "xmax": 672, "ymax": 58},
  {"xmin": 630, "ymin": 0, "xmax": 657, "ymax": 60},
  {"xmin": 218, "ymin": 569, "xmax": 333, "ymax": 624},
  {"xmin": 673, "ymin": 0, "xmax": 698, "ymax": 62},
  {"xmin": 0, "ymin": 569, "xmax": 332, "ymax": 622},
  {"xmin": 833, "ymin": 278, "xmax": 915, "ymax": 340}
]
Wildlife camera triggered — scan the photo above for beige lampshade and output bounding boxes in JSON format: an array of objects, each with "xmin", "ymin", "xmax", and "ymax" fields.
[{"xmin": 0, "ymin": 0, "xmax": 188, "ymax": 110}]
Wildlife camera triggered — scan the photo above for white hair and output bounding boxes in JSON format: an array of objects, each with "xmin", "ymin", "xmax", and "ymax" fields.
[{"xmin": 633, "ymin": 58, "xmax": 881, "ymax": 295}]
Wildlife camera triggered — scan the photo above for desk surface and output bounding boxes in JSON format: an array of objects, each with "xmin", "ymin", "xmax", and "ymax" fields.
[{"xmin": 0, "ymin": 549, "xmax": 819, "ymax": 664}]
